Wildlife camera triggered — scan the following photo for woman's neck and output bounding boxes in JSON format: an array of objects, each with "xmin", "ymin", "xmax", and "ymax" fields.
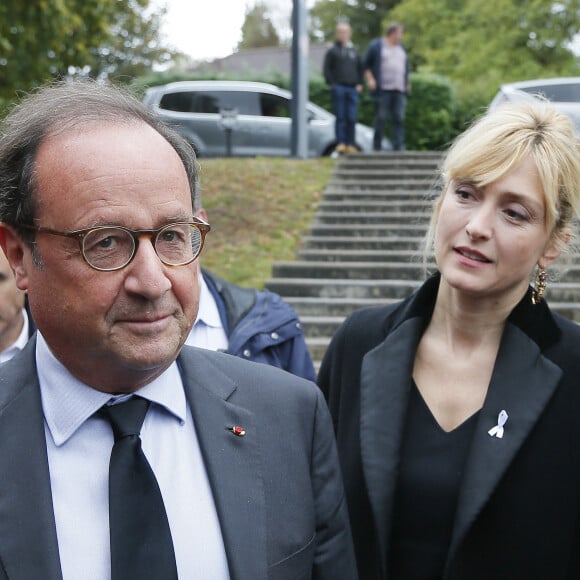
[{"xmin": 429, "ymin": 276, "xmax": 529, "ymax": 353}]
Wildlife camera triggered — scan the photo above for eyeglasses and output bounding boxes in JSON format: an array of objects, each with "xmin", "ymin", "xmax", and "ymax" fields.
[{"xmin": 18, "ymin": 219, "xmax": 211, "ymax": 271}]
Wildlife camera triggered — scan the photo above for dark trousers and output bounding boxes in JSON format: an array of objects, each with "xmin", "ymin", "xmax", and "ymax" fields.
[
  {"xmin": 331, "ymin": 84, "xmax": 359, "ymax": 146},
  {"xmin": 373, "ymin": 90, "xmax": 407, "ymax": 151}
]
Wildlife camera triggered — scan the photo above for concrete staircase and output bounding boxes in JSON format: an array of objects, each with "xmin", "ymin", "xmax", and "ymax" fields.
[{"xmin": 265, "ymin": 152, "xmax": 580, "ymax": 367}]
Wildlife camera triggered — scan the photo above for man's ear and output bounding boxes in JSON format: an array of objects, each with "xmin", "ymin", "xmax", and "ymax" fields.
[
  {"xmin": 194, "ymin": 208, "xmax": 209, "ymax": 223},
  {"xmin": 0, "ymin": 225, "xmax": 30, "ymax": 291}
]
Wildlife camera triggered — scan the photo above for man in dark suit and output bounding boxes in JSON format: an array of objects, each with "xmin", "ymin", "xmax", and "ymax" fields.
[
  {"xmin": 0, "ymin": 81, "xmax": 357, "ymax": 580},
  {"xmin": 0, "ymin": 250, "xmax": 33, "ymax": 362}
]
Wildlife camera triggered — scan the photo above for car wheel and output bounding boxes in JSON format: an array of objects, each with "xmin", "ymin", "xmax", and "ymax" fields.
[{"xmin": 322, "ymin": 143, "xmax": 337, "ymax": 156}]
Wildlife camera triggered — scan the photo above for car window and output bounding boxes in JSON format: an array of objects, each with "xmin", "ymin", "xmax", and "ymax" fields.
[
  {"xmin": 520, "ymin": 83, "xmax": 580, "ymax": 102},
  {"xmin": 158, "ymin": 90, "xmax": 260, "ymax": 115},
  {"xmin": 159, "ymin": 91, "xmax": 197, "ymax": 112},
  {"xmin": 260, "ymin": 93, "xmax": 291, "ymax": 117}
]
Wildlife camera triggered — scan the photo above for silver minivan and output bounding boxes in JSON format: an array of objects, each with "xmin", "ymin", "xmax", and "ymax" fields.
[{"xmin": 143, "ymin": 80, "xmax": 386, "ymax": 157}]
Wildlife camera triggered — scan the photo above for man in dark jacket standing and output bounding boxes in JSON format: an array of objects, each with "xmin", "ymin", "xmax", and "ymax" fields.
[
  {"xmin": 364, "ymin": 22, "xmax": 410, "ymax": 151},
  {"xmin": 323, "ymin": 20, "xmax": 364, "ymax": 155},
  {"xmin": 187, "ymin": 269, "xmax": 316, "ymax": 382},
  {"xmin": 185, "ymin": 194, "xmax": 316, "ymax": 382}
]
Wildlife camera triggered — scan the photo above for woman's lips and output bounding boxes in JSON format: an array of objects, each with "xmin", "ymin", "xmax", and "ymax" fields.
[{"xmin": 454, "ymin": 246, "xmax": 493, "ymax": 264}]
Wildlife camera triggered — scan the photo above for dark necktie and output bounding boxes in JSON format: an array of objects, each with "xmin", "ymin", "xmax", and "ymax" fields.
[{"xmin": 101, "ymin": 397, "xmax": 178, "ymax": 580}]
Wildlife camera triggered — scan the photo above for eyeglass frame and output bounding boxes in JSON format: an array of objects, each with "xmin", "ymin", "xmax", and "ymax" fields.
[{"xmin": 17, "ymin": 218, "xmax": 211, "ymax": 272}]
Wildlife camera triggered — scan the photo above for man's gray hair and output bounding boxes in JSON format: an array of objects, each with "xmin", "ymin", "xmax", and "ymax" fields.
[{"xmin": 0, "ymin": 79, "xmax": 202, "ymax": 237}]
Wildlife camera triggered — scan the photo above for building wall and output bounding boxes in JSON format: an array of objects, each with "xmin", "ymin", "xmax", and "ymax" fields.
[{"xmin": 192, "ymin": 44, "xmax": 329, "ymax": 78}]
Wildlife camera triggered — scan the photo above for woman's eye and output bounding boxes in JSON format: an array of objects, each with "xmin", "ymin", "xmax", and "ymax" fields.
[
  {"xmin": 504, "ymin": 207, "xmax": 530, "ymax": 222},
  {"xmin": 455, "ymin": 188, "xmax": 474, "ymax": 201}
]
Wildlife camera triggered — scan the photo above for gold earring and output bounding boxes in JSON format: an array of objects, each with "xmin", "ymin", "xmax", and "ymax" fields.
[{"xmin": 532, "ymin": 267, "xmax": 547, "ymax": 304}]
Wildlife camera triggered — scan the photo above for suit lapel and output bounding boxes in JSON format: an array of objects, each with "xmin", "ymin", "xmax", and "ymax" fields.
[
  {"xmin": 0, "ymin": 340, "xmax": 62, "ymax": 580},
  {"xmin": 448, "ymin": 321, "xmax": 562, "ymax": 561},
  {"xmin": 178, "ymin": 349, "xmax": 267, "ymax": 580},
  {"xmin": 360, "ymin": 316, "xmax": 423, "ymax": 576}
]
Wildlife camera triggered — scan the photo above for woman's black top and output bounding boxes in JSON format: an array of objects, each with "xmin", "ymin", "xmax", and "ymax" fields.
[{"xmin": 388, "ymin": 381, "xmax": 480, "ymax": 579}]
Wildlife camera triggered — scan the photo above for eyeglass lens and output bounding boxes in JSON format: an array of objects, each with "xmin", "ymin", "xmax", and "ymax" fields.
[{"xmin": 82, "ymin": 224, "xmax": 203, "ymax": 270}]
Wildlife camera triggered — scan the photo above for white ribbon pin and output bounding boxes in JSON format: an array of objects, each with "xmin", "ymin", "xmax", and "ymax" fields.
[{"xmin": 488, "ymin": 410, "xmax": 509, "ymax": 439}]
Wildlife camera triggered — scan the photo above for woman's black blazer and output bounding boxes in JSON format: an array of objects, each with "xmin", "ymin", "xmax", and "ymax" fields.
[{"xmin": 319, "ymin": 274, "xmax": 580, "ymax": 580}]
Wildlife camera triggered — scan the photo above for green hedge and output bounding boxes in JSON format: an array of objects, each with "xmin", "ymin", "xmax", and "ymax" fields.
[
  {"xmin": 405, "ymin": 73, "xmax": 457, "ymax": 150},
  {"xmin": 132, "ymin": 69, "xmax": 473, "ymax": 151}
]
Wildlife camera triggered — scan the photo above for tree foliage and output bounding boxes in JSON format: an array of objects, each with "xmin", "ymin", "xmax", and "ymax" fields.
[
  {"xmin": 390, "ymin": 0, "xmax": 580, "ymax": 102},
  {"xmin": 237, "ymin": 2, "xmax": 281, "ymax": 50},
  {"xmin": 0, "ymin": 0, "xmax": 176, "ymax": 106},
  {"xmin": 309, "ymin": 0, "xmax": 402, "ymax": 50}
]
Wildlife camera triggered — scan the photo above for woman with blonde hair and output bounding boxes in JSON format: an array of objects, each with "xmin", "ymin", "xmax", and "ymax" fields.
[{"xmin": 319, "ymin": 102, "xmax": 580, "ymax": 580}]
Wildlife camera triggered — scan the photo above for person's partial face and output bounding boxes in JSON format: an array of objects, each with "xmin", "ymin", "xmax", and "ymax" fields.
[
  {"xmin": 0, "ymin": 250, "xmax": 25, "ymax": 352},
  {"xmin": 336, "ymin": 23, "xmax": 352, "ymax": 45},
  {"xmin": 434, "ymin": 156, "xmax": 562, "ymax": 301},
  {"xmin": 387, "ymin": 26, "xmax": 403, "ymax": 45},
  {"xmin": 2, "ymin": 122, "xmax": 200, "ymax": 392}
]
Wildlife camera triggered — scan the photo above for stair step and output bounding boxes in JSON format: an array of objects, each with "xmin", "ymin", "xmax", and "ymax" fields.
[
  {"xmin": 317, "ymin": 200, "xmax": 435, "ymax": 212},
  {"xmin": 309, "ymin": 224, "xmax": 428, "ymax": 237},
  {"xmin": 332, "ymin": 169, "xmax": 439, "ymax": 180},
  {"xmin": 305, "ymin": 337, "xmax": 333, "ymax": 363},
  {"xmin": 323, "ymin": 190, "xmax": 439, "ymax": 201},
  {"xmin": 337, "ymin": 162, "xmax": 442, "ymax": 172},
  {"xmin": 297, "ymin": 249, "xmax": 432, "ymax": 262},
  {"xmin": 326, "ymin": 180, "xmax": 437, "ymax": 191},
  {"xmin": 301, "ymin": 236, "xmax": 425, "ymax": 250},
  {"xmin": 266, "ymin": 278, "xmax": 422, "ymax": 299},
  {"xmin": 300, "ymin": 316, "xmax": 346, "ymax": 337},
  {"xmin": 286, "ymin": 297, "xmax": 395, "ymax": 316},
  {"xmin": 344, "ymin": 151, "xmax": 444, "ymax": 162},
  {"xmin": 314, "ymin": 212, "xmax": 431, "ymax": 225},
  {"xmin": 272, "ymin": 261, "xmax": 428, "ymax": 280}
]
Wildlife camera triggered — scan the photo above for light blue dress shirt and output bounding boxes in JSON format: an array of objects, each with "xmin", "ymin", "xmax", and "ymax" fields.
[
  {"xmin": 36, "ymin": 332, "xmax": 230, "ymax": 580},
  {"xmin": 0, "ymin": 308, "xmax": 29, "ymax": 363},
  {"xmin": 186, "ymin": 272, "xmax": 229, "ymax": 351}
]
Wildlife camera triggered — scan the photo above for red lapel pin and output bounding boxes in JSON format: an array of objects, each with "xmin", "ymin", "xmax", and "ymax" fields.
[{"xmin": 227, "ymin": 425, "xmax": 246, "ymax": 437}]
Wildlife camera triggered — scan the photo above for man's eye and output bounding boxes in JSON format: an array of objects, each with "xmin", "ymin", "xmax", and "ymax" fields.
[{"xmin": 97, "ymin": 237, "xmax": 116, "ymax": 248}]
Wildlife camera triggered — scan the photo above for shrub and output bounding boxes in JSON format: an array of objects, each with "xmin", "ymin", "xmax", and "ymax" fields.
[{"xmin": 405, "ymin": 73, "xmax": 456, "ymax": 150}]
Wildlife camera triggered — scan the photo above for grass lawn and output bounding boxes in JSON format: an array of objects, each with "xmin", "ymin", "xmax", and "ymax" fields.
[{"xmin": 197, "ymin": 156, "xmax": 334, "ymax": 289}]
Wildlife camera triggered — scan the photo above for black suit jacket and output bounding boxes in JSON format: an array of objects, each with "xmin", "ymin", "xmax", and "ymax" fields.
[
  {"xmin": 0, "ymin": 340, "xmax": 358, "ymax": 580},
  {"xmin": 318, "ymin": 274, "xmax": 580, "ymax": 580}
]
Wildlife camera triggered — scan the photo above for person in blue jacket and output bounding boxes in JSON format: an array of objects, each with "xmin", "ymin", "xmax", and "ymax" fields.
[
  {"xmin": 184, "ymin": 190, "xmax": 316, "ymax": 383},
  {"xmin": 363, "ymin": 22, "xmax": 411, "ymax": 151}
]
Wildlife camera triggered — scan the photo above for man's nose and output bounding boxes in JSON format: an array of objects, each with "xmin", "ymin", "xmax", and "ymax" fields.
[{"xmin": 123, "ymin": 236, "xmax": 172, "ymax": 299}]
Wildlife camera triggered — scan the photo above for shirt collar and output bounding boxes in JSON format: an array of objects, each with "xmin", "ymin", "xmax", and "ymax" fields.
[
  {"xmin": 194, "ymin": 272, "xmax": 224, "ymax": 330},
  {"xmin": 36, "ymin": 331, "xmax": 187, "ymax": 447},
  {"xmin": 0, "ymin": 308, "xmax": 29, "ymax": 364}
]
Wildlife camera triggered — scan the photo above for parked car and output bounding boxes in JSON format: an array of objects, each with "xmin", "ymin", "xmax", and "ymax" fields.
[
  {"xmin": 489, "ymin": 77, "xmax": 580, "ymax": 133},
  {"xmin": 143, "ymin": 80, "xmax": 389, "ymax": 157}
]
